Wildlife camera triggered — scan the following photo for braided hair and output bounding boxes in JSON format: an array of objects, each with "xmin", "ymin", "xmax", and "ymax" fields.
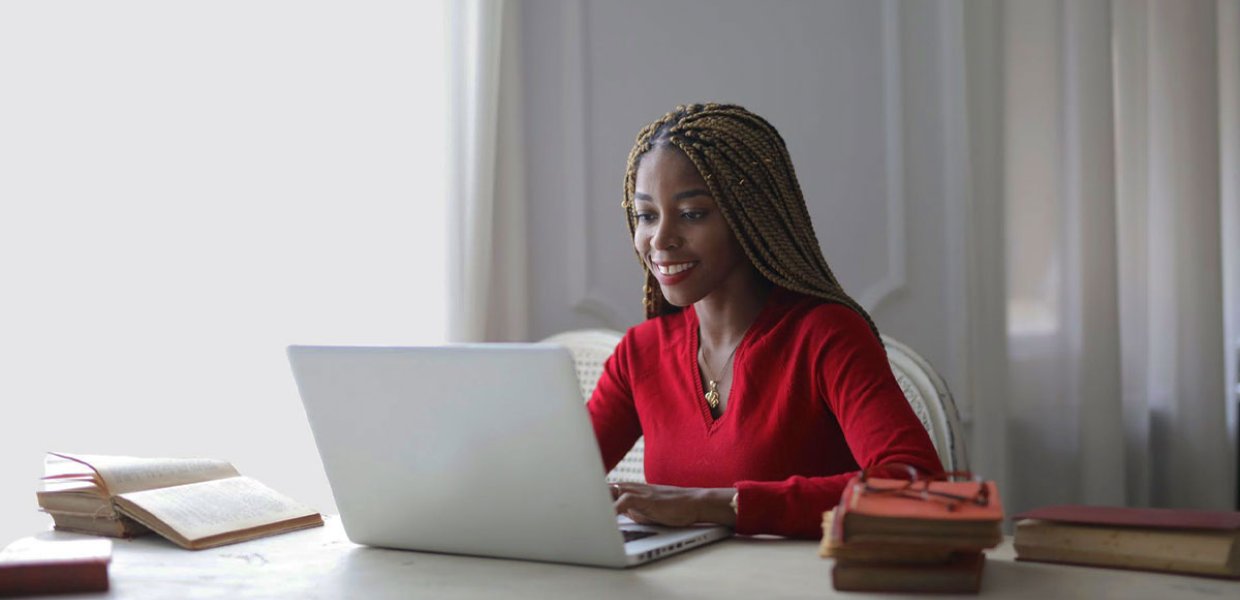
[{"xmin": 621, "ymin": 103, "xmax": 880, "ymax": 340}]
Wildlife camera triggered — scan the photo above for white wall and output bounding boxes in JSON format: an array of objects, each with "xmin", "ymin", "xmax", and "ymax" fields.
[
  {"xmin": 0, "ymin": 1, "xmax": 446, "ymax": 546},
  {"xmin": 520, "ymin": 0, "xmax": 994, "ymax": 469}
]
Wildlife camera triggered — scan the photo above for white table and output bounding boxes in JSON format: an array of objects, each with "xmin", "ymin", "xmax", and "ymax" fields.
[{"xmin": 21, "ymin": 516, "xmax": 1240, "ymax": 599}]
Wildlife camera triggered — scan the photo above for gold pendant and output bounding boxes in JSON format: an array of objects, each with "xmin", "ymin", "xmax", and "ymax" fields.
[{"xmin": 705, "ymin": 380, "xmax": 720, "ymax": 408}]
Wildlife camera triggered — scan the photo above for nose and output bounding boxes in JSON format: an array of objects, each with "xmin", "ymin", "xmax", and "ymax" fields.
[{"xmin": 649, "ymin": 216, "xmax": 681, "ymax": 251}]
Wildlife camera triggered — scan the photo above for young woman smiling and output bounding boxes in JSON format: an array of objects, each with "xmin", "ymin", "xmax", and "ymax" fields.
[{"xmin": 587, "ymin": 104, "xmax": 943, "ymax": 539}]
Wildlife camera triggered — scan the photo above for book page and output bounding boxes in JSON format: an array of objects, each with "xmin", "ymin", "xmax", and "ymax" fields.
[
  {"xmin": 41, "ymin": 454, "xmax": 104, "ymax": 493},
  {"xmin": 51, "ymin": 453, "xmax": 239, "ymax": 495},
  {"xmin": 39, "ymin": 479, "xmax": 100, "ymax": 494},
  {"xmin": 36, "ymin": 488, "xmax": 116, "ymax": 517},
  {"xmin": 43, "ymin": 453, "xmax": 98, "ymax": 481},
  {"xmin": 114, "ymin": 476, "xmax": 318, "ymax": 542}
]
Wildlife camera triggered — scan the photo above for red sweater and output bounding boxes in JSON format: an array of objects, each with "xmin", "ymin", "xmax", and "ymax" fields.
[{"xmin": 587, "ymin": 286, "xmax": 943, "ymax": 539}]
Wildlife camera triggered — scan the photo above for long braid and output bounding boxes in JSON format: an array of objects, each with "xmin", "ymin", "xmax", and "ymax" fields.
[{"xmin": 621, "ymin": 103, "xmax": 881, "ymax": 340}]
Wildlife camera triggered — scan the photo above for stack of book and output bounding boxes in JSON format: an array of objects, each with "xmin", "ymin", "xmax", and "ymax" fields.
[
  {"xmin": 38, "ymin": 453, "xmax": 150, "ymax": 538},
  {"xmin": 37, "ymin": 452, "xmax": 323, "ymax": 550},
  {"xmin": 819, "ymin": 476, "xmax": 1004, "ymax": 593},
  {"xmin": 1014, "ymin": 504, "xmax": 1240, "ymax": 579}
]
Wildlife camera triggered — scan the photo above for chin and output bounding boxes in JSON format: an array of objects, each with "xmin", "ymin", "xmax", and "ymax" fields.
[{"xmin": 658, "ymin": 287, "xmax": 700, "ymax": 308}]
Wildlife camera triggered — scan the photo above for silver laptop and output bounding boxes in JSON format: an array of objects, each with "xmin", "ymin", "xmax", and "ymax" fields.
[{"xmin": 287, "ymin": 344, "xmax": 731, "ymax": 568}]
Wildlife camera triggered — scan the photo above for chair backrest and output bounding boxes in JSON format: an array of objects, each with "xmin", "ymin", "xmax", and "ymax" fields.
[
  {"xmin": 542, "ymin": 330, "xmax": 969, "ymax": 482},
  {"xmin": 540, "ymin": 329, "xmax": 625, "ymax": 400},
  {"xmin": 540, "ymin": 329, "xmax": 645, "ymax": 483},
  {"xmin": 879, "ymin": 335, "xmax": 969, "ymax": 472}
]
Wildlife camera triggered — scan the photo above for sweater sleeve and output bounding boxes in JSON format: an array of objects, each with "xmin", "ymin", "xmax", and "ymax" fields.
[
  {"xmin": 586, "ymin": 332, "xmax": 642, "ymax": 473},
  {"xmin": 733, "ymin": 308, "xmax": 944, "ymax": 538}
]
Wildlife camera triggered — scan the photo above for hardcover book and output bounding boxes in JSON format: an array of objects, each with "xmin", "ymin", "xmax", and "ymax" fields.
[
  {"xmin": 819, "ymin": 510, "xmax": 958, "ymax": 564},
  {"xmin": 1014, "ymin": 504, "xmax": 1240, "ymax": 579},
  {"xmin": 821, "ymin": 474, "xmax": 1004, "ymax": 594},
  {"xmin": 0, "ymin": 537, "xmax": 111, "ymax": 597},
  {"xmin": 831, "ymin": 551, "xmax": 986, "ymax": 594},
  {"xmin": 835, "ymin": 477, "xmax": 1004, "ymax": 549}
]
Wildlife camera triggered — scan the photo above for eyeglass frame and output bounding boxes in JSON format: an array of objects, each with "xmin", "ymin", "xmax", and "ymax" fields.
[{"xmin": 854, "ymin": 463, "xmax": 990, "ymax": 510}]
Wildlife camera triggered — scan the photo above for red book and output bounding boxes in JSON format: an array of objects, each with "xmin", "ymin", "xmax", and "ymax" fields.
[
  {"xmin": 1015, "ymin": 504, "xmax": 1240, "ymax": 531},
  {"xmin": 0, "ymin": 537, "xmax": 111, "ymax": 597},
  {"xmin": 834, "ymin": 477, "xmax": 1004, "ymax": 550},
  {"xmin": 832, "ymin": 552, "xmax": 987, "ymax": 594}
]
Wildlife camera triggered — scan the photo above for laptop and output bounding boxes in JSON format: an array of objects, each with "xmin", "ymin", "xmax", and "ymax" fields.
[{"xmin": 287, "ymin": 344, "xmax": 731, "ymax": 568}]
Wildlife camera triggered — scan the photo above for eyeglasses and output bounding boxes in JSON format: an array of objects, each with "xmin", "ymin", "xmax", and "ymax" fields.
[{"xmin": 855, "ymin": 463, "xmax": 989, "ymax": 511}]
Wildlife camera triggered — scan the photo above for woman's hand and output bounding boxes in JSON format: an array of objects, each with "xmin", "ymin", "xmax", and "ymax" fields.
[{"xmin": 609, "ymin": 482, "xmax": 737, "ymax": 527}]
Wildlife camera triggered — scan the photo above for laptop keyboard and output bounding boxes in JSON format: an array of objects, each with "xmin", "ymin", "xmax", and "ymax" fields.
[{"xmin": 622, "ymin": 530, "xmax": 658, "ymax": 543}]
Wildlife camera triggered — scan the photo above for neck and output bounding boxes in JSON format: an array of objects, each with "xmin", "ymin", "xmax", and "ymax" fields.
[{"xmin": 694, "ymin": 270, "xmax": 773, "ymax": 349}]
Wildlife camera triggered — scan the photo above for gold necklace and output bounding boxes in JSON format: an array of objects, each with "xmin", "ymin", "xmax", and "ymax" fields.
[{"xmin": 699, "ymin": 337, "xmax": 742, "ymax": 409}]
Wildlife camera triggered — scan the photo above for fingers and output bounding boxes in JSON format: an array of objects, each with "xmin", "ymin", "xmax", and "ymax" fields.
[
  {"xmin": 609, "ymin": 482, "xmax": 649, "ymax": 500},
  {"xmin": 626, "ymin": 510, "xmax": 656, "ymax": 525},
  {"xmin": 609, "ymin": 483, "xmax": 699, "ymax": 527},
  {"xmin": 613, "ymin": 491, "xmax": 656, "ymax": 524}
]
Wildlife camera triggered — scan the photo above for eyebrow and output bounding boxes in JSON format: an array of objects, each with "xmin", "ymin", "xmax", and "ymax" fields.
[{"xmin": 633, "ymin": 189, "xmax": 712, "ymax": 202}]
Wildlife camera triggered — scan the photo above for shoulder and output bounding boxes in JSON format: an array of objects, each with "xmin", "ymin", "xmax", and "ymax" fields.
[
  {"xmin": 768, "ymin": 290, "xmax": 878, "ymax": 345},
  {"xmin": 615, "ymin": 309, "xmax": 691, "ymax": 361}
]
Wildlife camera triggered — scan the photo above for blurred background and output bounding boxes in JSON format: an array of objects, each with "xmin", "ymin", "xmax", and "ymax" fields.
[{"xmin": 1, "ymin": 0, "xmax": 1237, "ymax": 545}]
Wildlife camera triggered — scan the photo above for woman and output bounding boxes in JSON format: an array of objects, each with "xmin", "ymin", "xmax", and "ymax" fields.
[{"xmin": 587, "ymin": 103, "xmax": 943, "ymax": 539}]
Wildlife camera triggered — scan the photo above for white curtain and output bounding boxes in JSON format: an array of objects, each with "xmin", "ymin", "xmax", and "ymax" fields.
[
  {"xmin": 447, "ymin": 0, "xmax": 528, "ymax": 342},
  {"xmin": 1224, "ymin": 0, "xmax": 1240, "ymax": 503},
  {"xmin": 998, "ymin": 0, "xmax": 1238, "ymax": 513}
]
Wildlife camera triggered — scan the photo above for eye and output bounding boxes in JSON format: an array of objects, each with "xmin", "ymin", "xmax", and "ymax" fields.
[
  {"xmin": 681, "ymin": 209, "xmax": 707, "ymax": 221},
  {"xmin": 634, "ymin": 211, "xmax": 657, "ymax": 223}
]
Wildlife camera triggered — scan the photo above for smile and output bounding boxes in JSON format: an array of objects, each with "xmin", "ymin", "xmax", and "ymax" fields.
[{"xmin": 656, "ymin": 262, "xmax": 698, "ymax": 275}]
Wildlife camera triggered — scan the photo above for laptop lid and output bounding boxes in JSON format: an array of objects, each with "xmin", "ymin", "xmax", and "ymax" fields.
[{"xmin": 288, "ymin": 344, "xmax": 636, "ymax": 567}]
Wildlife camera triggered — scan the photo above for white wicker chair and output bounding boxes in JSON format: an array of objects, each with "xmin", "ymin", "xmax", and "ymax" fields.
[
  {"xmin": 542, "ymin": 329, "xmax": 969, "ymax": 482},
  {"xmin": 880, "ymin": 335, "xmax": 969, "ymax": 472},
  {"xmin": 540, "ymin": 329, "xmax": 646, "ymax": 483}
]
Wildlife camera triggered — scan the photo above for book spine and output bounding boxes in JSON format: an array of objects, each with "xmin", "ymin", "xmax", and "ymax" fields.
[
  {"xmin": 831, "ymin": 563, "xmax": 983, "ymax": 593},
  {"xmin": 0, "ymin": 562, "xmax": 109, "ymax": 597}
]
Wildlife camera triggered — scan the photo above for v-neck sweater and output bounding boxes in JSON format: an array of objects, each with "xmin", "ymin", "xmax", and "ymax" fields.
[{"xmin": 587, "ymin": 286, "xmax": 943, "ymax": 539}]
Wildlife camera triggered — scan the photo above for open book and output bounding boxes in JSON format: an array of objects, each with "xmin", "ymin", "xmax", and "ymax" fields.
[{"xmin": 37, "ymin": 452, "xmax": 323, "ymax": 550}]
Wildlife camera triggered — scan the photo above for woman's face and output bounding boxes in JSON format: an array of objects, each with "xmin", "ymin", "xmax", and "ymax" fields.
[{"xmin": 632, "ymin": 146, "xmax": 752, "ymax": 308}]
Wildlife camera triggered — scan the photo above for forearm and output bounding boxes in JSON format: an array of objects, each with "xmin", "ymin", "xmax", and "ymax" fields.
[
  {"xmin": 611, "ymin": 483, "xmax": 737, "ymax": 528},
  {"xmin": 692, "ymin": 487, "xmax": 737, "ymax": 527},
  {"xmin": 734, "ymin": 474, "xmax": 853, "ymax": 538}
]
